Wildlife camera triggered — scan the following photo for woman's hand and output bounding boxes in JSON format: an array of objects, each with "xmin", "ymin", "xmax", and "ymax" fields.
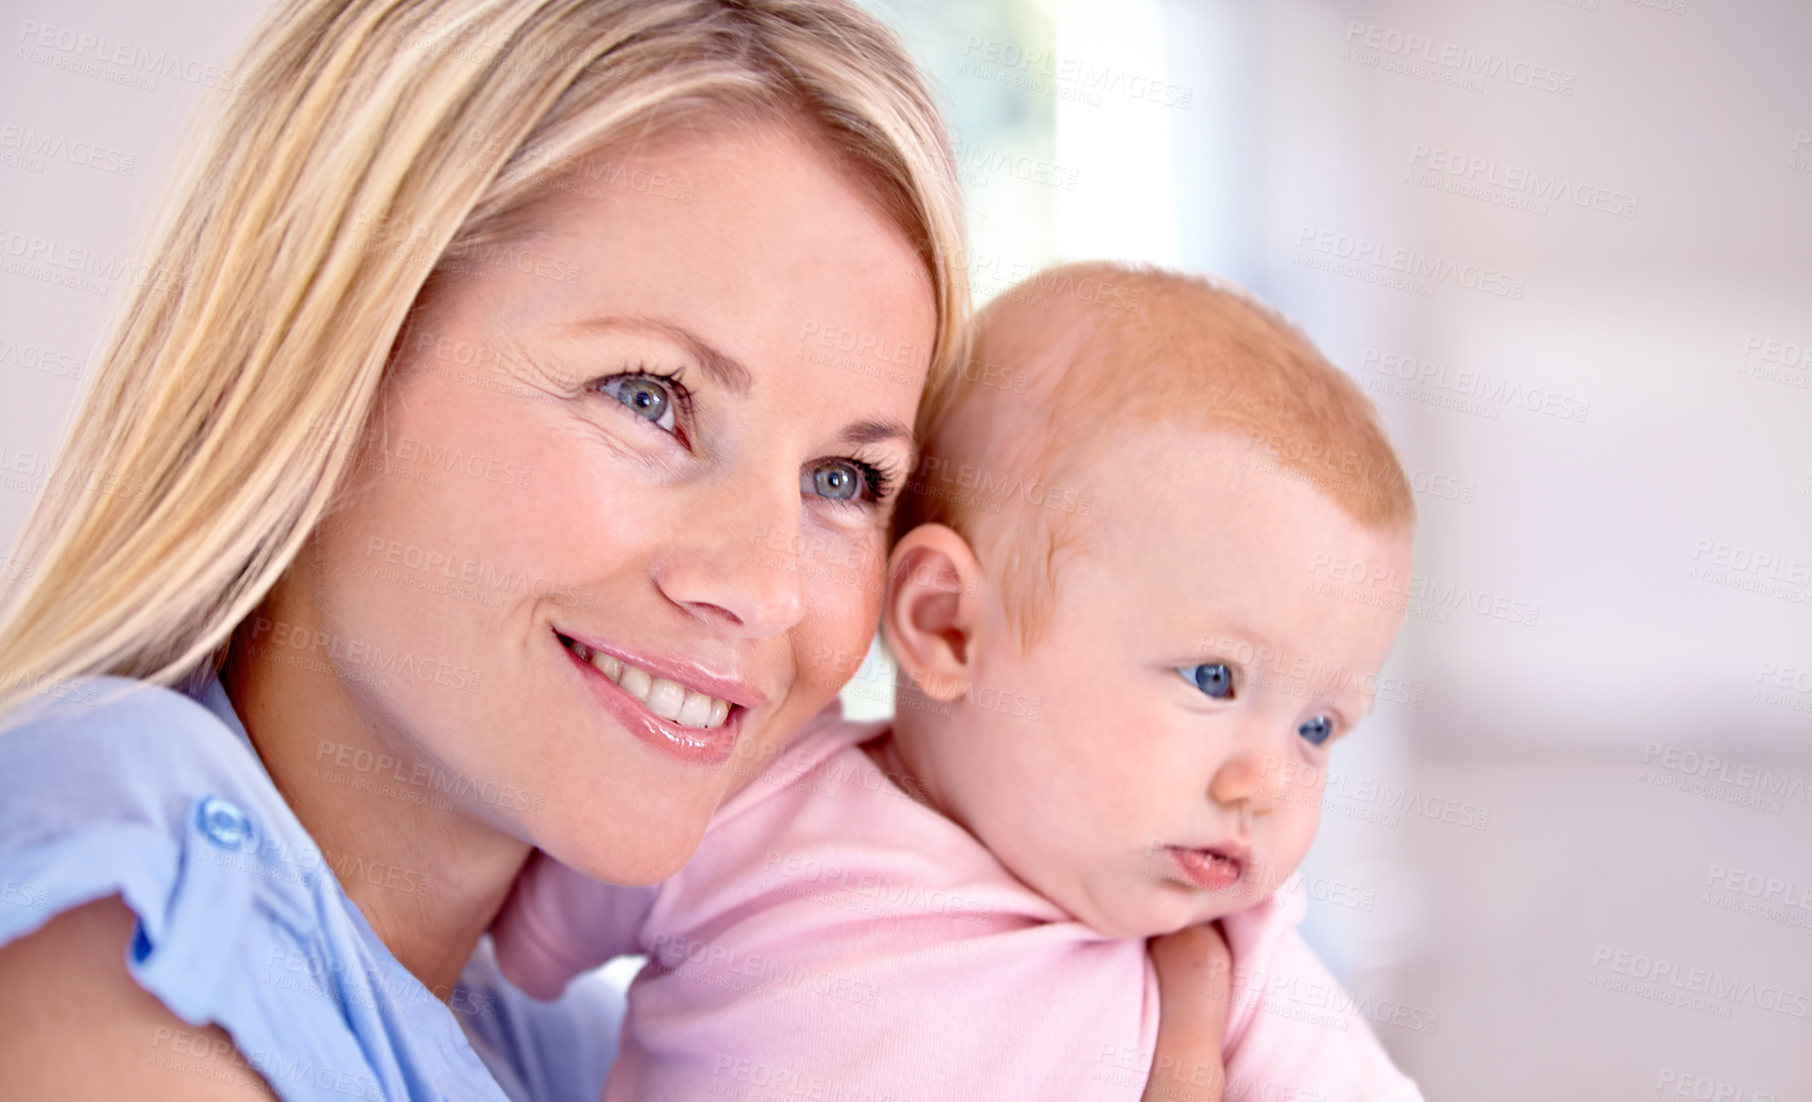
[{"xmin": 1143, "ymin": 921, "xmax": 1234, "ymax": 1102}]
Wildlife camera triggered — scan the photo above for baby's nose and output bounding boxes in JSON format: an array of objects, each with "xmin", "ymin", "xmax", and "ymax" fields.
[{"xmin": 1207, "ymin": 745, "xmax": 1288, "ymax": 813}]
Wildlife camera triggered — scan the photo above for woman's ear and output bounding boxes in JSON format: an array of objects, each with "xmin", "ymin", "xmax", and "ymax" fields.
[{"xmin": 880, "ymin": 524, "xmax": 987, "ymax": 704}]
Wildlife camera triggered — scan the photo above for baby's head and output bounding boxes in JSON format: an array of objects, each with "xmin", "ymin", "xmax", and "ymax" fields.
[{"xmin": 881, "ymin": 263, "xmax": 1415, "ymax": 940}]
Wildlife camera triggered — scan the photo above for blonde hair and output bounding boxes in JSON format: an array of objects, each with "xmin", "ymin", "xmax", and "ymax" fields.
[
  {"xmin": 896, "ymin": 261, "xmax": 1414, "ymax": 652},
  {"xmin": 0, "ymin": 0, "xmax": 967, "ymax": 718}
]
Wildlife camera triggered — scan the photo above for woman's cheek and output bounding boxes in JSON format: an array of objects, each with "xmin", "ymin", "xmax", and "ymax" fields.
[
  {"xmin": 802, "ymin": 524, "xmax": 888, "ymax": 667},
  {"xmin": 718, "ymin": 580, "xmax": 878, "ymax": 800},
  {"xmin": 796, "ymin": 572, "xmax": 883, "ymax": 695}
]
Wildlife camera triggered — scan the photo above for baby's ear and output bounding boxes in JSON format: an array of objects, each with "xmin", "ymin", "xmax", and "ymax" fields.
[{"xmin": 881, "ymin": 524, "xmax": 987, "ymax": 703}]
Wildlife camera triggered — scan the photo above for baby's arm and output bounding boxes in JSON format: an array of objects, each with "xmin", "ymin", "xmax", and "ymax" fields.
[
  {"xmin": 1143, "ymin": 921, "xmax": 1233, "ymax": 1102},
  {"xmin": 492, "ymin": 849, "xmax": 659, "ymax": 1000}
]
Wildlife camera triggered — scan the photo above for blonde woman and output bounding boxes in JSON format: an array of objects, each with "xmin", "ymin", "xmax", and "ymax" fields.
[
  {"xmin": 0, "ymin": 1, "xmax": 1233, "ymax": 1098},
  {"xmin": 0, "ymin": 0, "xmax": 963, "ymax": 1097}
]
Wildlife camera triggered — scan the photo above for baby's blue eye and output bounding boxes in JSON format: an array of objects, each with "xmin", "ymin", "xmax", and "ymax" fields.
[
  {"xmin": 1179, "ymin": 663, "xmax": 1234, "ymax": 699},
  {"xmin": 1298, "ymin": 716, "xmax": 1334, "ymax": 746}
]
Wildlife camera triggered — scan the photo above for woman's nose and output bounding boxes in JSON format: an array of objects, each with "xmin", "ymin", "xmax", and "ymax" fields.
[{"xmin": 651, "ymin": 479, "xmax": 806, "ymax": 639}]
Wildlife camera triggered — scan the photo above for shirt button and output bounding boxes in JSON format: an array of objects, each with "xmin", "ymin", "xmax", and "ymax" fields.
[{"xmin": 198, "ymin": 796, "xmax": 254, "ymax": 849}]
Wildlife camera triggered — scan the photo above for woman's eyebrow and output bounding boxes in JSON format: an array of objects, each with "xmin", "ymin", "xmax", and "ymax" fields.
[
  {"xmin": 564, "ymin": 314, "xmax": 753, "ymax": 395},
  {"xmin": 839, "ymin": 418, "xmax": 914, "ymax": 449}
]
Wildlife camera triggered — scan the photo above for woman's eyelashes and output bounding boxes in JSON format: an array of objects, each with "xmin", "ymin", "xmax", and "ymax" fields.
[
  {"xmin": 591, "ymin": 368, "xmax": 899, "ymax": 508},
  {"xmin": 593, "ymin": 368, "xmax": 693, "ymax": 446},
  {"xmin": 802, "ymin": 456, "xmax": 897, "ymax": 507}
]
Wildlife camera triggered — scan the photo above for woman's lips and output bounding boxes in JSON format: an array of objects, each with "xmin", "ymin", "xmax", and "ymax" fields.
[
  {"xmin": 556, "ymin": 629, "xmax": 765, "ymax": 710},
  {"xmin": 1167, "ymin": 845, "xmax": 1245, "ymax": 891},
  {"xmin": 556, "ymin": 632, "xmax": 749, "ymax": 765}
]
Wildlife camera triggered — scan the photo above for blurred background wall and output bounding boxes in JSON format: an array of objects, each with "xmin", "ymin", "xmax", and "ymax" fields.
[{"xmin": 3, "ymin": 0, "xmax": 1808, "ymax": 1096}]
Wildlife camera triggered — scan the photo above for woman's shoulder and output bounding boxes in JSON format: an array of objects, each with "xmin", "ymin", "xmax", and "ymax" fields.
[
  {"xmin": 1, "ymin": 675, "xmax": 282, "ymax": 832},
  {"xmin": 0, "ymin": 675, "xmax": 313, "ymax": 950},
  {"xmin": 0, "ymin": 675, "xmax": 511, "ymax": 1102}
]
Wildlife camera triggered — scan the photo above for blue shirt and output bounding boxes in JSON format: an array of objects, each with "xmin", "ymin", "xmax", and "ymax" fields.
[{"xmin": 0, "ymin": 675, "xmax": 518, "ymax": 1102}]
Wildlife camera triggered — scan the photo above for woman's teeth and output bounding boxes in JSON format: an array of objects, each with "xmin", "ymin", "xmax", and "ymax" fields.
[{"xmin": 568, "ymin": 639, "xmax": 733, "ymax": 729}]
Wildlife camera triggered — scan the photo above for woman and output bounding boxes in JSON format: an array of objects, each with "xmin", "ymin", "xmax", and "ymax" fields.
[{"xmin": 0, "ymin": 0, "xmax": 965, "ymax": 1097}]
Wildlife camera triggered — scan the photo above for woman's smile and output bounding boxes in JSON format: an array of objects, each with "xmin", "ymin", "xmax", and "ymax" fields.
[{"xmin": 556, "ymin": 628, "xmax": 760, "ymax": 764}]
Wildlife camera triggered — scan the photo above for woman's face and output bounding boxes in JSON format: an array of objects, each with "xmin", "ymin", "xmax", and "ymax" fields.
[{"xmin": 301, "ymin": 124, "xmax": 935, "ymax": 883}]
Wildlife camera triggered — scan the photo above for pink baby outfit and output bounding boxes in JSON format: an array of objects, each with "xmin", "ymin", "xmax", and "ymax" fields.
[{"xmin": 494, "ymin": 704, "xmax": 1424, "ymax": 1102}]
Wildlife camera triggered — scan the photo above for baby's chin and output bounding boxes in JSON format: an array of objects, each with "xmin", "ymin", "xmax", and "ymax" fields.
[
  {"xmin": 1105, "ymin": 865, "xmax": 1307, "ymax": 940},
  {"xmin": 1070, "ymin": 881, "xmax": 1255, "ymax": 942}
]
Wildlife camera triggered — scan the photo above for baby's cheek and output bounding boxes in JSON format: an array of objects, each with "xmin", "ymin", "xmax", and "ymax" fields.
[
  {"xmin": 1255, "ymin": 779, "xmax": 1324, "ymax": 892},
  {"xmin": 1283, "ymin": 785, "xmax": 1325, "ymax": 872}
]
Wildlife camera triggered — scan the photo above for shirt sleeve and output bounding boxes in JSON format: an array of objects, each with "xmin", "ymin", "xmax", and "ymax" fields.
[
  {"xmin": 491, "ymin": 849, "xmax": 658, "ymax": 1000},
  {"xmin": 1222, "ymin": 923, "xmax": 1427, "ymax": 1102},
  {"xmin": 0, "ymin": 677, "xmax": 513, "ymax": 1102},
  {"xmin": 0, "ymin": 681, "xmax": 303, "ymax": 1031}
]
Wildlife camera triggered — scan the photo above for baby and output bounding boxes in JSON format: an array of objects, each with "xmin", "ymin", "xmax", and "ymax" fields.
[{"xmin": 493, "ymin": 263, "xmax": 1427, "ymax": 1102}]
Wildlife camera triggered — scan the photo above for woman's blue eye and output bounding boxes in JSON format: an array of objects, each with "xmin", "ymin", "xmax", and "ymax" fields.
[
  {"xmin": 600, "ymin": 375, "xmax": 677, "ymax": 432},
  {"xmin": 1179, "ymin": 663, "xmax": 1234, "ymax": 699},
  {"xmin": 1298, "ymin": 716, "xmax": 1334, "ymax": 746},
  {"xmin": 804, "ymin": 460, "xmax": 864, "ymax": 501}
]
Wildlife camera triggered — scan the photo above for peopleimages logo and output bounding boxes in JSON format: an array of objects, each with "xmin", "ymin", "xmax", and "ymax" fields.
[
  {"xmin": 361, "ymin": 537, "xmax": 593, "ymax": 610},
  {"xmin": 14, "ymin": 20, "xmax": 248, "ymax": 95},
  {"xmin": 0, "ymin": 336, "xmax": 85, "ymax": 381},
  {"xmin": 1736, "ymin": 332, "xmax": 1812, "ymax": 391},
  {"xmin": 1687, "ymin": 538, "xmax": 1812, "ymax": 606},
  {"xmin": 959, "ymin": 36, "xmax": 1194, "ymax": 109},
  {"xmin": 1341, "ymin": 21, "xmax": 1576, "ymax": 96},
  {"xmin": 0, "ymin": 122, "xmax": 136, "ymax": 176},
  {"xmin": 1704, "ymin": 864, "xmax": 1812, "ymax": 913},
  {"xmin": 1293, "ymin": 225, "xmax": 1526, "ymax": 300},
  {"xmin": 249, "ymin": 616, "xmax": 485, "ymax": 695},
  {"xmin": 1790, "ymin": 128, "xmax": 1812, "ymax": 173},
  {"xmin": 1305, "ymin": 553, "xmax": 1541, "ymax": 628},
  {"xmin": 1638, "ymin": 742, "xmax": 1812, "ymax": 811},
  {"xmin": 950, "ymin": 139, "xmax": 1081, "ymax": 192},
  {"xmin": 0, "ymin": 226, "xmax": 193, "ymax": 297},
  {"xmin": 1589, "ymin": 945, "xmax": 1812, "ymax": 1020},
  {"xmin": 1656, "ymin": 1068, "xmax": 1789, "ymax": 1102},
  {"xmin": 1406, "ymin": 143, "xmax": 1638, "ymax": 218},
  {"xmin": 1360, "ymin": 348, "xmax": 1591, "ymax": 423}
]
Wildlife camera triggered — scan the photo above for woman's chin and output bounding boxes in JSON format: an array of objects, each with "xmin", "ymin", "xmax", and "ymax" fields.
[{"xmin": 533, "ymin": 808, "xmax": 709, "ymax": 888}]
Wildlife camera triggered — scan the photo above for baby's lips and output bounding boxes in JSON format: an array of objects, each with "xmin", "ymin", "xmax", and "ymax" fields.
[
  {"xmin": 1175, "ymin": 847, "xmax": 1237, "ymax": 875},
  {"xmin": 1165, "ymin": 843, "xmax": 1246, "ymax": 892},
  {"xmin": 1173, "ymin": 836, "xmax": 1252, "ymax": 867}
]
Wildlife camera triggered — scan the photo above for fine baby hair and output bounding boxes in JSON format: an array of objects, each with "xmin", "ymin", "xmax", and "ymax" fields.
[{"xmin": 896, "ymin": 260, "xmax": 1416, "ymax": 652}]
